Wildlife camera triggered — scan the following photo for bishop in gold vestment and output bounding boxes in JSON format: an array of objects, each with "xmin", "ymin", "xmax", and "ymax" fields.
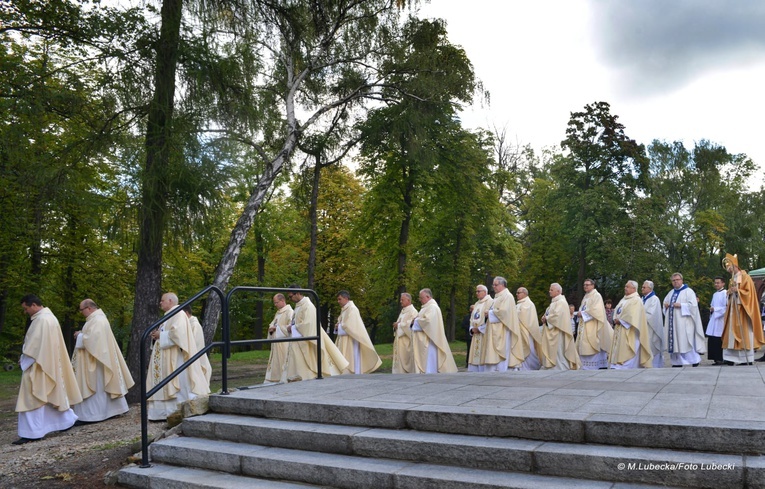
[{"xmin": 721, "ymin": 253, "xmax": 765, "ymax": 364}]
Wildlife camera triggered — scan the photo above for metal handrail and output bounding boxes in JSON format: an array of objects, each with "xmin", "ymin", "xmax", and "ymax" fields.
[
  {"xmin": 139, "ymin": 285, "xmax": 225, "ymax": 468},
  {"xmin": 139, "ymin": 286, "xmax": 323, "ymax": 468},
  {"xmin": 223, "ymin": 286, "xmax": 323, "ymax": 394}
]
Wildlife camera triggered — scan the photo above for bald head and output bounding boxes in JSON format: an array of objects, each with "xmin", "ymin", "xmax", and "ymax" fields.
[{"xmin": 160, "ymin": 293, "xmax": 179, "ymax": 312}]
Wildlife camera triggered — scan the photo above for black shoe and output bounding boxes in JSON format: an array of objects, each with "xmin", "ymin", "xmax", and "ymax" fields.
[
  {"xmin": 12, "ymin": 437, "xmax": 39, "ymax": 445},
  {"xmin": 73, "ymin": 420, "xmax": 89, "ymax": 427},
  {"xmin": 692, "ymin": 363, "xmax": 699, "ymax": 367},
  {"xmin": 724, "ymin": 361, "xmax": 735, "ymax": 366},
  {"xmin": 713, "ymin": 360, "xmax": 724, "ymax": 365},
  {"xmin": 756, "ymin": 355, "xmax": 765, "ymax": 362}
]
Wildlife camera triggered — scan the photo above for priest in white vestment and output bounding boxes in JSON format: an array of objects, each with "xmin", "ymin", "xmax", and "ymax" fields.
[
  {"xmin": 183, "ymin": 306, "xmax": 212, "ymax": 388},
  {"xmin": 467, "ymin": 285, "xmax": 493, "ymax": 372},
  {"xmin": 609, "ymin": 281, "xmax": 653, "ymax": 369},
  {"xmin": 483, "ymin": 277, "xmax": 521, "ymax": 371},
  {"xmin": 411, "ymin": 289, "xmax": 458, "ymax": 374},
  {"xmin": 392, "ymin": 293, "xmax": 418, "ymax": 374},
  {"xmin": 15, "ymin": 295, "xmax": 82, "ymax": 444},
  {"xmin": 641, "ymin": 280, "xmax": 665, "ymax": 368},
  {"xmin": 576, "ymin": 279, "xmax": 613, "ymax": 369},
  {"xmin": 515, "ymin": 287, "xmax": 542, "ymax": 370},
  {"xmin": 285, "ymin": 287, "xmax": 348, "ymax": 381},
  {"xmin": 662, "ymin": 273, "xmax": 706, "ymax": 366},
  {"xmin": 71, "ymin": 299, "xmax": 134, "ymax": 423},
  {"xmin": 334, "ymin": 291, "xmax": 382, "ymax": 374},
  {"xmin": 264, "ymin": 294, "xmax": 293, "ymax": 383},
  {"xmin": 147, "ymin": 293, "xmax": 210, "ymax": 421},
  {"xmin": 539, "ymin": 284, "xmax": 580, "ymax": 370},
  {"xmin": 706, "ymin": 277, "xmax": 727, "ymax": 365}
]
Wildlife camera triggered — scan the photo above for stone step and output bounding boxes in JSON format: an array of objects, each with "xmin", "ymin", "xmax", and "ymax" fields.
[
  {"xmin": 117, "ymin": 464, "xmax": 324, "ymax": 488},
  {"xmin": 147, "ymin": 436, "xmax": 678, "ymax": 489},
  {"xmin": 180, "ymin": 414, "xmax": 761, "ymax": 489},
  {"xmin": 207, "ymin": 389, "xmax": 765, "ymax": 455}
]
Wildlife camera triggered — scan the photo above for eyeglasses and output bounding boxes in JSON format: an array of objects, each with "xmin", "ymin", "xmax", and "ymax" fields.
[{"xmin": 79, "ymin": 306, "xmax": 89, "ymax": 311}]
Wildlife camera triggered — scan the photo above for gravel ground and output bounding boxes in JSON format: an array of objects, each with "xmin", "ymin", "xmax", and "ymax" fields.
[{"xmin": 0, "ymin": 404, "xmax": 166, "ymax": 488}]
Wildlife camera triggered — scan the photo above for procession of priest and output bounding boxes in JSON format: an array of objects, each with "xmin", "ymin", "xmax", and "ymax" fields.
[{"xmin": 12, "ymin": 252, "xmax": 765, "ymax": 444}]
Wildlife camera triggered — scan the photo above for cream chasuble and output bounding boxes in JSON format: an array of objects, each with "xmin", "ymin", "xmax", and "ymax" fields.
[
  {"xmin": 516, "ymin": 297, "xmax": 543, "ymax": 370},
  {"xmin": 539, "ymin": 295, "xmax": 580, "ymax": 370},
  {"xmin": 71, "ymin": 309, "xmax": 134, "ymax": 421},
  {"xmin": 577, "ymin": 289, "xmax": 613, "ymax": 369},
  {"xmin": 286, "ymin": 296, "xmax": 349, "ymax": 381},
  {"xmin": 412, "ymin": 299, "xmax": 458, "ymax": 374},
  {"xmin": 264, "ymin": 304, "xmax": 293, "ymax": 383},
  {"xmin": 610, "ymin": 292, "xmax": 653, "ymax": 368},
  {"xmin": 642, "ymin": 293, "xmax": 664, "ymax": 368},
  {"xmin": 17, "ymin": 307, "xmax": 82, "ymax": 439},
  {"xmin": 147, "ymin": 306, "xmax": 210, "ymax": 420},
  {"xmin": 189, "ymin": 315, "xmax": 213, "ymax": 386},
  {"xmin": 17, "ymin": 308, "xmax": 83, "ymax": 413},
  {"xmin": 392, "ymin": 304, "xmax": 418, "ymax": 374},
  {"xmin": 467, "ymin": 295, "xmax": 493, "ymax": 369},
  {"xmin": 335, "ymin": 300, "xmax": 382, "ymax": 374}
]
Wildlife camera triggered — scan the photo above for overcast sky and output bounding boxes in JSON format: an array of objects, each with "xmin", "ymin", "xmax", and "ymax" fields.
[{"xmin": 418, "ymin": 0, "xmax": 765, "ymax": 189}]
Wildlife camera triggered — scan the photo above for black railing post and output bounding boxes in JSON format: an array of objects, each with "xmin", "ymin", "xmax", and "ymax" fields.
[
  {"xmin": 221, "ymin": 294, "xmax": 230, "ymax": 395},
  {"xmin": 316, "ymin": 301, "xmax": 322, "ymax": 380},
  {"xmin": 139, "ymin": 332, "xmax": 150, "ymax": 468}
]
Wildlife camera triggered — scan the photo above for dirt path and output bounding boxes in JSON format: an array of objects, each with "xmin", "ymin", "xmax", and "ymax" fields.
[{"xmin": 0, "ymin": 364, "xmax": 267, "ymax": 488}]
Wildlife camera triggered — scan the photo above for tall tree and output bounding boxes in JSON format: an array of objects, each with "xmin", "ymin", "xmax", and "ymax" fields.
[
  {"xmin": 357, "ymin": 17, "xmax": 480, "ymax": 300},
  {"xmin": 199, "ymin": 0, "xmax": 423, "ymax": 335},
  {"xmin": 553, "ymin": 101, "xmax": 648, "ymax": 301}
]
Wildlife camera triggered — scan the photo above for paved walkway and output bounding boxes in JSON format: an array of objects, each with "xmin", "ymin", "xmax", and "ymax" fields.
[{"xmin": 235, "ymin": 365, "xmax": 765, "ymax": 423}]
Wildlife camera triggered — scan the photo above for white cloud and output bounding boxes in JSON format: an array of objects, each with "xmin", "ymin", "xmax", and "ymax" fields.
[{"xmin": 417, "ymin": 0, "xmax": 764, "ymax": 189}]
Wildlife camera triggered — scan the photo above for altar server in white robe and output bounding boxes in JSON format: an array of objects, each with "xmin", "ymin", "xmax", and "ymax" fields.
[
  {"xmin": 334, "ymin": 290, "xmax": 382, "ymax": 374},
  {"xmin": 264, "ymin": 294, "xmax": 293, "ymax": 383},
  {"xmin": 467, "ymin": 285, "xmax": 493, "ymax": 372},
  {"xmin": 576, "ymin": 279, "xmax": 613, "ymax": 369},
  {"xmin": 642, "ymin": 280, "xmax": 665, "ymax": 368},
  {"xmin": 72, "ymin": 299, "xmax": 134, "ymax": 423},
  {"xmin": 411, "ymin": 289, "xmax": 458, "ymax": 374},
  {"xmin": 392, "ymin": 293, "xmax": 418, "ymax": 374},
  {"xmin": 609, "ymin": 281, "xmax": 653, "ymax": 369},
  {"xmin": 706, "ymin": 277, "xmax": 727, "ymax": 365},
  {"xmin": 515, "ymin": 287, "xmax": 542, "ymax": 370},
  {"xmin": 662, "ymin": 273, "xmax": 706, "ymax": 366},
  {"xmin": 147, "ymin": 293, "xmax": 210, "ymax": 421},
  {"xmin": 14, "ymin": 295, "xmax": 82, "ymax": 444}
]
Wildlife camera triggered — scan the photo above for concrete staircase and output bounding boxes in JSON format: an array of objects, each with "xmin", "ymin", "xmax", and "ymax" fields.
[{"xmin": 118, "ymin": 372, "xmax": 765, "ymax": 489}]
